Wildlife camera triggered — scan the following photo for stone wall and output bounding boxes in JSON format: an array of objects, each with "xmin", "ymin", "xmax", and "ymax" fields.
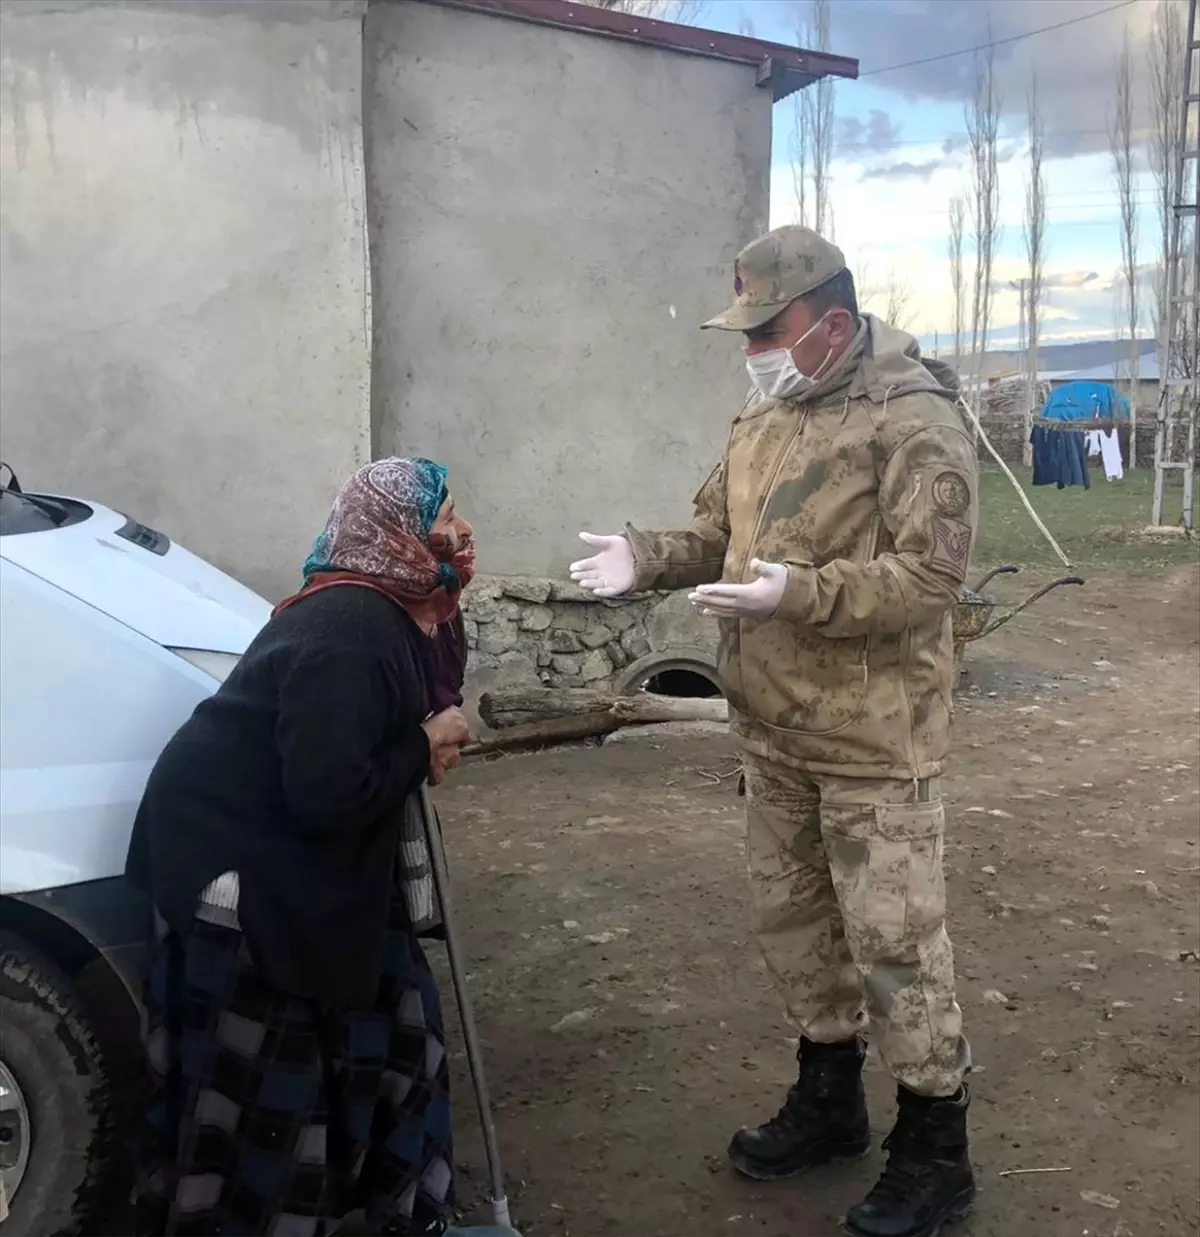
[
  {"xmin": 975, "ymin": 409, "xmax": 1029, "ymax": 465},
  {"xmin": 461, "ymin": 576, "xmax": 720, "ymax": 699},
  {"xmin": 462, "ymin": 577, "xmax": 653, "ymax": 689},
  {"xmin": 1131, "ymin": 419, "xmax": 1200, "ymax": 468}
]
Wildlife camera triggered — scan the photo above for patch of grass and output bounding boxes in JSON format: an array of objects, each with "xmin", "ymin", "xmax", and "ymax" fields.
[{"xmin": 973, "ymin": 465, "xmax": 1199, "ymax": 578}]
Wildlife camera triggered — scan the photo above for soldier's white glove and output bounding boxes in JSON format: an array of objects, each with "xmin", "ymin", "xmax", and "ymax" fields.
[
  {"xmin": 570, "ymin": 532, "xmax": 636, "ymax": 598},
  {"xmin": 689, "ymin": 559, "xmax": 788, "ymax": 619}
]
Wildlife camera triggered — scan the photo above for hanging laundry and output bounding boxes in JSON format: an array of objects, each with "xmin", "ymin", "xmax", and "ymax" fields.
[
  {"xmin": 1031, "ymin": 424, "xmax": 1054, "ymax": 485},
  {"xmin": 1030, "ymin": 425, "xmax": 1091, "ymax": 490},
  {"xmin": 1085, "ymin": 429, "xmax": 1102, "ymax": 457},
  {"xmin": 1066, "ymin": 431, "xmax": 1091, "ymax": 490},
  {"xmin": 1098, "ymin": 428, "xmax": 1124, "ymax": 481}
]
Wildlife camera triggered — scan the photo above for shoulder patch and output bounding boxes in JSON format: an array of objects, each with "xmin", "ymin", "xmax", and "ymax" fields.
[
  {"xmin": 930, "ymin": 516, "xmax": 972, "ymax": 577},
  {"xmin": 931, "ymin": 471, "xmax": 971, "ymax": 518}
]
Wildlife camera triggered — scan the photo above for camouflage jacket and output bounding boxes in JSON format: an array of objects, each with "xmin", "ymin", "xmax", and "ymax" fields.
[{"xmin": 626, "ymin": 315, "xmax": 979, "ymax": 779}]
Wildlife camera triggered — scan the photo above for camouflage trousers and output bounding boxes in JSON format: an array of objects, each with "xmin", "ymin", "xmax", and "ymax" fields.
[{"xmin": 743, "ymin": 753, "xmax": 970, "ymax": 1097}]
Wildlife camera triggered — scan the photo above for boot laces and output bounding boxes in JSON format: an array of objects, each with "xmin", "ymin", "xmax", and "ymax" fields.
[
  {"xmin": 864, "ymin": 1124, "xmax": 936, "ymax": 1204},
  {"xmin": 762, "ymin": 1063, "xmax": 843, "ymax": 1136},
  {"xmin": 760, "ymin": 1084, "xmax": 813, "ymax": 1136}
]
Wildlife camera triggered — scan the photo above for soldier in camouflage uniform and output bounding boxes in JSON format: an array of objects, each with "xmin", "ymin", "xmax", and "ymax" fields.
[{"xmin": 570, "ymin": 226, "xmax": 978, "ymax": 1237}]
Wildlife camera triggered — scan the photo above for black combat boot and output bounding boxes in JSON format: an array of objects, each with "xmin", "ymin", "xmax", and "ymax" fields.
[
  {"xmin": 727, "ymin": 1036, "xmax": 871, "ymax": 1181},
  {"xmin": 843, "ymin": 1084, "xmax": 975, "ymax": 1237}
]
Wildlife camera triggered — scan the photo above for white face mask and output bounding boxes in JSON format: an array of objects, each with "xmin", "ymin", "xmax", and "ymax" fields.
[{"xmin": 744, "ymin": 313, "xmax": 833, "ymax": 401}]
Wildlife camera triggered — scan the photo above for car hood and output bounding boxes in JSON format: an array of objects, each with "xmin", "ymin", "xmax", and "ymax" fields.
[{"xmin": 0, "ymin": 497, "xmax": 271, "ymax": 652}]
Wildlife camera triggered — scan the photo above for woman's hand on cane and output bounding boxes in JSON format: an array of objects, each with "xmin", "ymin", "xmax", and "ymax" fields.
[{"xmin": 422, "ymin": 706, "xmax": 471, "ymax": 786}]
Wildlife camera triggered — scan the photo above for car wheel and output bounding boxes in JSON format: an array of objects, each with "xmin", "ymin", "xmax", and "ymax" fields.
[{"xmin": 0, "ymin": 932, "xmax": 121, "ymax": 1236}]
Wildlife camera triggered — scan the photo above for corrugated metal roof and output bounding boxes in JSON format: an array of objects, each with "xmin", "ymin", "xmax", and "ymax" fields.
[
  {"xmin": 421, "ymin": 0, "xmax": 859, "ymax": 99},
  {"xmin": 1057, "ymin": 355, "xmax": 1161, "ymax": 383}
]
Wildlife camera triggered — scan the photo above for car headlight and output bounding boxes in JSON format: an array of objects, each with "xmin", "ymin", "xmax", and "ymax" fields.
[{"xmin": 168, "ymin": 649, "xmax": 242, "ymax": 683}]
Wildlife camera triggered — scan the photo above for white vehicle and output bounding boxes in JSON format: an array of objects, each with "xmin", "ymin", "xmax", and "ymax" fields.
[{"xmin": 0, "ymin": 466, "xmax": 271, "ymax": 1235}]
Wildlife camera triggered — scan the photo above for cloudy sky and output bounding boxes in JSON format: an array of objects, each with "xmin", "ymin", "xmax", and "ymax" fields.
[{"xmin": 701, "ymin": 0, "xmax": 1173, "ymax": 352}]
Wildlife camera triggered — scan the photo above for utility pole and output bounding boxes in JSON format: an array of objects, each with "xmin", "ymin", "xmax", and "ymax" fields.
[
  {"xmin": 1009, "ymin": 278, "xmax": 1033, "ymax": 466},
  {"xmin": 1152, "ymin": 0, "xmax": 1199, "ymax": 531},
  {"xmin": 1008, "ymin": 280, "xmax": 1027, "ymax": 360}
]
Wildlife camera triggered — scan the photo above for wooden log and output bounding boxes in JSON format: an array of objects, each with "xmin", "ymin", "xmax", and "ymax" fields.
[
  {"xmin": 462, "ymin": 687, "xmax": 729, "ymax": 759},
  {"xmin": 479, "ymin": 686, "xmax": 727, "ymax": 731},
  {"xmin": 461, "ymin": 712, "xmax": 619, "ymax": 759}
]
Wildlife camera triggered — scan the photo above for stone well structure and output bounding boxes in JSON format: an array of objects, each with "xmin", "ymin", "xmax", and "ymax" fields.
[{"xmin": 460, "ymin": 575, "xmax": 720, "ymax": 697}]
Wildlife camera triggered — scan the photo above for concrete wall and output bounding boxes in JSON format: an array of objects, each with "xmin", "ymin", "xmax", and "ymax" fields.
[
  {"xmin": 366, "ymin": 1, "xmax": 772, "ymax": 577},
  {"xmin": 0, "ymin": 0, "xmax": 370, "ymax": 599},
  {"xmin": 1, "ymin": 0, "xmax": 776, "ymax": 599}
]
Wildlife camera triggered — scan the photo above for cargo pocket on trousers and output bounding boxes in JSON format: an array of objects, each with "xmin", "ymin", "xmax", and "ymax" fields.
[
  {"xmin": 828, "ymin": 801, "xmax": 946, "ymax": 953},
  {"xmin": 870, "ymin": 800, "xmax": 946, "ymax": 947}
]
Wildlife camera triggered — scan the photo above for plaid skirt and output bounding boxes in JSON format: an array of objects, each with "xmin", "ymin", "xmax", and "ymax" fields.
[{"xmin": 133, "ymin": 902, "xmax": 453, "ymax": 1237}]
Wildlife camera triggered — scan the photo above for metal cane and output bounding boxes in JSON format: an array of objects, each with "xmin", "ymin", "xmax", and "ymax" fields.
[{"xmin": 416, "ymin": 785, "xmax": 516, "ymax": 1234}]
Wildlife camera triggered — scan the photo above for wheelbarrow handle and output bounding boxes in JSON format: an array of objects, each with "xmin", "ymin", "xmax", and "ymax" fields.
[
  {"xmin": 970, "ymin": 564, "xmax": 1020, "ymax": 592},
  {"xmin": 976, "ymin": 575, "xmax": 1086, "ymax": 639},
  {"xmin": 1026, "ymin": 575, "xmax": 1086, "ymax": 600}
]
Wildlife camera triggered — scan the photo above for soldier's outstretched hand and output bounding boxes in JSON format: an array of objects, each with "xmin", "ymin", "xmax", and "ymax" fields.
[
  {"xmin": 570, "ymin": 532, "xmax": 636, "ymax": 598},
  {"xmin": 690, "ymin": 559, "xmax": 787, "ymax": 619}
]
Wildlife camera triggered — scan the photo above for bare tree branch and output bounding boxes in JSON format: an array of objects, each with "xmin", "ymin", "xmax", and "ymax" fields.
[
  {"xmin": 855, "ymin": 259, "xmax": 918, "ymax": 332},
  {"xmin": 854, "ymin": 254, "xmax": 876, "ymax": 305},
  {"xmin": 965, "ymin": 32, "xmax": 1002, "ymax": 406},
  {"xmin": 1023, "ymin": 74, "xmax": 1046, "ymax": 466},
  {"xmin": 805, "ymin": 0, "xmax": 835, "ymax": 236},
  {"xmin": 948, "ymin": 197, "xmax": 966, "ymax": 379},
  {"xmin": 1148, "ymin": 0, "xmax": 1191, "ymax": 381},
  {"xmin": 579, "ymin": 0, "xmax": 708, "ymax": 22},
  {"xmin": 1109, "ymin": 26, "xmax": 1140, "ymax": 464},
  {"xmin": 790, "ymin": 0, "xmax": 835, "ymax": 235},
  {"xmin": 883, "ymin": 267, "xmax": 919, "ymax": 332},
  {"xmin": 792, "ymin": 92, "xmax": 810, "ymax": 228}
]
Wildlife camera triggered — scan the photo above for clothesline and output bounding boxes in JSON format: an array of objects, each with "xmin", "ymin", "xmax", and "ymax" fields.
[
  {"xmin": 1031, "ymin": 417, "xmax": 1128, "ymax": 433},
  {"xmin": 956, "ymin": 395, "xmax": 1073, "ymax": 568}
]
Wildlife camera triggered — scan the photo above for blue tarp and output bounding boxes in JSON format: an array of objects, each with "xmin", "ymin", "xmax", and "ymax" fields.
[{"xmin": 1040, "ymin": 380, "xmax": 1130, "ymax": 422}]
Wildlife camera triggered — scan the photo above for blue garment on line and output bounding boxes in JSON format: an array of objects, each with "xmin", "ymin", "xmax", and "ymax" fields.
[{"xmin": 1030, "ymin": 426, "xmax": 1090, "ymax": 490}]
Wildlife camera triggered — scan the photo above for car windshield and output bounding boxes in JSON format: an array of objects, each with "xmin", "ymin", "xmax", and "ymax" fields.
[{"xmin": 0, "ymin": 488, "xmax": 93, "ymax": 536}]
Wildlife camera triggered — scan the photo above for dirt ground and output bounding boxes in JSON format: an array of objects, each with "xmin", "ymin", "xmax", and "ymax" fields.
[{"xmin": 438, "ymin": 563, "xmax": 1200, "ymax": 1237}]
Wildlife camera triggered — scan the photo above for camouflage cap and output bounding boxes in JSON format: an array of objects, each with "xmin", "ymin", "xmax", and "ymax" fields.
[{"xmin": 702, "ymin": 225, "xmax": 847, "ymax": 332}]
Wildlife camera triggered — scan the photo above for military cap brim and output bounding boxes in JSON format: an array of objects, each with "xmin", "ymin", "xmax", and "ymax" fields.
[{"xmin": 700, "ymin": 300, "xmax": 791, "ymax": 332}]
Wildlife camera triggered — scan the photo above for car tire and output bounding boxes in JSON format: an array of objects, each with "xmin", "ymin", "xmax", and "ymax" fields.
[{"xmin": 0, "ymin": 932, "xmax": 121, "ymax": 1236}]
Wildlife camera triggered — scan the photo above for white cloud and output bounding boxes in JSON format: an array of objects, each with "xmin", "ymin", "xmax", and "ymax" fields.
[
  {"xmin": 769, "ymin": 137, "xmax": 1156, "ymax": 345},
  {"xmin": 756, "ymin": 0, "xmax": 1175, "ymax": 348}
]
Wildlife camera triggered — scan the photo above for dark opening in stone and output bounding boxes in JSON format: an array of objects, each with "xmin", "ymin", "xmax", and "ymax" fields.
[{"xmin": 640, "ymin": 668, "xmax": 722, "ymax": 699}]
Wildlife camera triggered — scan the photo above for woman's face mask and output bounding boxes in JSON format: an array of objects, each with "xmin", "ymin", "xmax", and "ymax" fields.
[
  {"xmin": 429, "ymin": 503, "xmax": 476, "ymax": 591},
  {"xmin": 744, "ymin": 312, "xmax": 833, "ymax": 401}
]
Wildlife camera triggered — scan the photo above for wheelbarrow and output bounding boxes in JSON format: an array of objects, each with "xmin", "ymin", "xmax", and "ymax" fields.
[{"xmin": 953, "ymin": 564, "xmax": 1085, "ymax": 669}]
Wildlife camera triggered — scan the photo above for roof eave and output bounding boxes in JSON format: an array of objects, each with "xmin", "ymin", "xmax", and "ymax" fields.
[{"xmin": 416, "ymin": 0, "xmax": 859, "ymax": 100}]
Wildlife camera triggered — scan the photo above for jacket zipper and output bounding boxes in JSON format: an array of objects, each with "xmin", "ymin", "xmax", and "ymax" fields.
[
  {"xmin": 899, "ymin": 474, "xmax": 923, "ymax": 786},
  {"xmin": 738, "ymin": 408, "xmax": 810, "ymax": 581},
  {"xmin": 882, "ymin": 558, "xmax": 922, "ymax": 786}
]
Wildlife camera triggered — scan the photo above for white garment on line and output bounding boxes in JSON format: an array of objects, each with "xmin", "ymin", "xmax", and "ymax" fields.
[
  {"xmin": 1085, "ymin": 430, "xmax": 1102, "ymax": 457},
  {"xmin": 1099, "ymin": 428, "xmax": 1124, "ymax": 481}
]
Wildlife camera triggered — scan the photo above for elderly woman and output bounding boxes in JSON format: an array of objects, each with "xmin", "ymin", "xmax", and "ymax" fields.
[{"xmin": 126, "ymin": 458, "xmax": 476, "ymax": 1237}]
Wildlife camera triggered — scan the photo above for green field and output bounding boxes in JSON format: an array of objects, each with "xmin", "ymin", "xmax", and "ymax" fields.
[{"xmin": 973, "ymin": 465, "xmax": 1199, "ymax": 578}]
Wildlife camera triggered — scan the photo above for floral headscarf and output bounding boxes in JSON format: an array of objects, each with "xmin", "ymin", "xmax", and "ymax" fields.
[{"xmin": 274, "ymin": 457, "xmax": 475, "ymax": 636}]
